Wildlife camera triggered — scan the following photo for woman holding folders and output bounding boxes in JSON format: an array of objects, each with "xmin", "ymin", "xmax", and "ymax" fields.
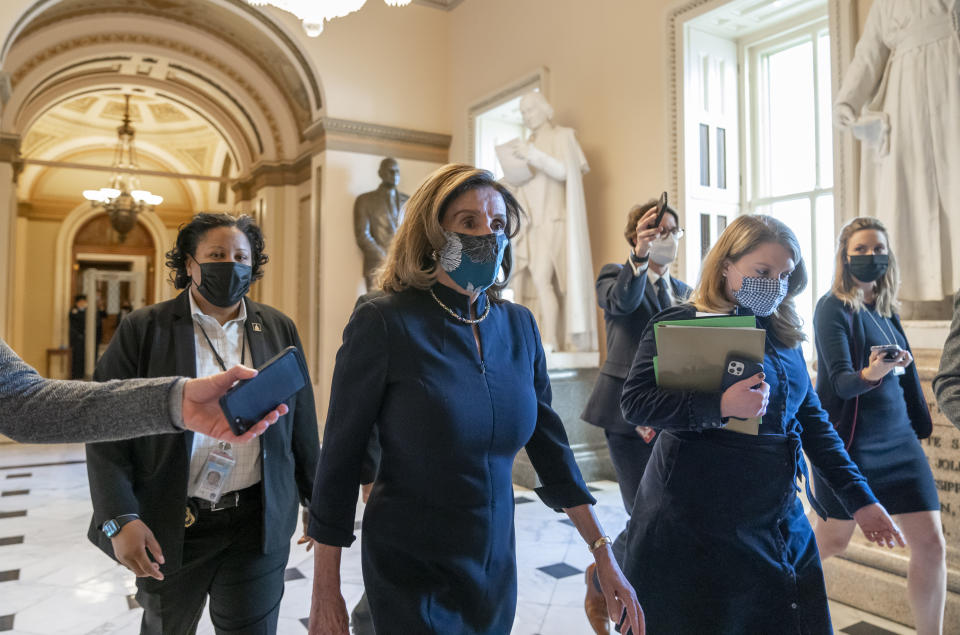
[
  {"xmin": 619, "ymin": 214, "xmax": 904, "ymax": 634},
  {"xmin": 306, "ymin": 165, "xmax": 643, "ymax": 635},
  {"xmin": 811, "ymin": 217, "xmax": 944, "ymax": 634},
  {"xmin": 85, "ymin": 213, "xmax": 319, "ymax": 634}
]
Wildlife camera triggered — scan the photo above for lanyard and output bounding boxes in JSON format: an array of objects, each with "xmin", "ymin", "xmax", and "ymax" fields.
[
  {"xmin": 196, "ymin": 320, "xmax": 246, "ymax": 372},
  {"xmin": 863, "ymin": 307, "xmax": 898, "ymax": 346}
]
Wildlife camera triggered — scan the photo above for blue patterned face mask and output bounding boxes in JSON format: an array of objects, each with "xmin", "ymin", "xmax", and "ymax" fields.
[
  {"xmin": 733, "ymin": 273, "xmax": 789, "ymax": 317},
  {"xmin": 438, "ymin": 231, "xmax": 508, "ymax": 293}
]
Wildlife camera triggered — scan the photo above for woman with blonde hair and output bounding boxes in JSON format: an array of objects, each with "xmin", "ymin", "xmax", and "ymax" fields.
[
  {"xmin": 811, "ymin": 217, "xmax": 944, "ymax": 633},
  {"xmin": 619, "ymin": 214, "xmax": 903, "ymax": 633},
  {"xmin": 306, "ymin": 164, "xmax": 643, "ymax": 635}
]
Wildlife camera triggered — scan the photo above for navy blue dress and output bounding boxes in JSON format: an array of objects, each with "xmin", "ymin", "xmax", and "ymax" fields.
[
  {"xmin": 620, "ymin": 305, "xmax": 877, "ymax": 634},
  {"xmin": 308, "ymin": 284, "xmax": 595, "ymax": 634},
  {"xmin": 811, "ymin": 293, "xmax": 938, "ymax": 519}
]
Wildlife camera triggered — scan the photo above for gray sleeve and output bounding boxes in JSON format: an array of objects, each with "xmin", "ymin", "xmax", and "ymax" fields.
[
  {"xmin": 0, "ymin": 338, "xmax": 183, "ymax": 443},
  {"xmin": 934, "ymin": 291, "xmax": 960, "ymax": 429}
]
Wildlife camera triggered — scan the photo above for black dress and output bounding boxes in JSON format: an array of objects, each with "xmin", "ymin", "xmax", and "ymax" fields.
[
  {"xmin": 308, "ymin": 284, "xmax": 594, "ymax": 634},
  {"xmin": 620, "ymin": 305, "xmax": 877, "ymax": 634},
  {"xmin": 812, "ymin": 294, "xmax": 938, "ymax": 518}
]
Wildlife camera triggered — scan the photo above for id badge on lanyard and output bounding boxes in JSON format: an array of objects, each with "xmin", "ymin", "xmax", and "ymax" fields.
[{"xmin": 193, "ymin": 442, "xmax": 236, "ymax": 503}]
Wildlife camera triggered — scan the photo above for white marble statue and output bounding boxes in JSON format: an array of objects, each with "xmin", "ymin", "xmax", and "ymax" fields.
[
  {"xmin": 500, "ymin": 92, "xmax": 597, "ymax": 353},
  {"xmin": 835, "ymin": 0, "xmax": 960, "ymax": 301}
]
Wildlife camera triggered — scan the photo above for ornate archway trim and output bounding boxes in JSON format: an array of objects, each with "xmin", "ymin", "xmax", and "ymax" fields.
[
  {"xmin": 1, "ymin": 0, "xmax": 322, "ymax": 115},
  {"xmin": 8, "ymin": 32, "xmax": 291, "ymax": 158}
]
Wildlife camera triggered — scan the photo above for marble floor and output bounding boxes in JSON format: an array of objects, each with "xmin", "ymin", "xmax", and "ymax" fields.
[{"xmin": 0, "ymin": 443, "xmax": 916, "ymax": 635}]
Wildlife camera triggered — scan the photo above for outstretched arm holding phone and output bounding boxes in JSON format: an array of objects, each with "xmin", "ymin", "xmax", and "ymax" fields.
[{"xmin": 0, "ymin": 337, "xmax": 284, "ymax": 444}]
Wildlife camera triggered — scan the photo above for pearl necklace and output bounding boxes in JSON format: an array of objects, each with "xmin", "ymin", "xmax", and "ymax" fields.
[{"xmin": 429, "ymin": 288, "xmax": 491, "ymax": 324}]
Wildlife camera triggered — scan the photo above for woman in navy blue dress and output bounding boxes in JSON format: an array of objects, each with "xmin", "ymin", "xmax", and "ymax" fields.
[
  {"xmin": 306, "ymin": 165, "xmax": 643, "ymax": 635},
  {"xmin": 620, "ymin": 215, "xmax": 904, "ymax": 634},
  {"xmin": 811, "ymin": 217, "xmax": 945, "ymax": 634}
]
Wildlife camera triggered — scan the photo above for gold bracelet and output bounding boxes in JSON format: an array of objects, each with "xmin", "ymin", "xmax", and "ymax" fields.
[{"xmin": 588, "ymin": 535, "xmax": 613, "ymax": 553}]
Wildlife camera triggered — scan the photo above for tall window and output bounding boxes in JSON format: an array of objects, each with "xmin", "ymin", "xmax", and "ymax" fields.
[
  {"xmin": 745, "ymin": 18, "xmax": 834, "ymax": 355},
  {"xmin": 468, "ymin": 71, "xmax": 545, "ymax": 178},
  {"xmin": 474, "ymin": 97, "xmax": 527, "ymax": 179}
]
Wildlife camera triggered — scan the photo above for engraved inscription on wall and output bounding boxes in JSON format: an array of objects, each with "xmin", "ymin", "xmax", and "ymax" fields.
[{"xmin": 918, "ymin": 351, "xmax": 959, "ymax": 570}]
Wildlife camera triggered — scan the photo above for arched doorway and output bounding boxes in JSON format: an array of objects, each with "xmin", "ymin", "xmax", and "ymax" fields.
[{"xmin": 0, "ymin": 0, "xmax": 323, "ymax": 371}]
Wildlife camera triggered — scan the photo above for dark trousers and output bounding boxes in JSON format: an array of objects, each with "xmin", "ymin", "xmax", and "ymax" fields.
[
  {"xmin": 136, "ymin": 494, "xmax": 288, "ymax": 635},
  {"xmin": 604, "ymin": 429, "xmax": 655, "ymax": 565},
  {"xmin": 70, "ymin": 339, "xmax": 84, "ymax": 379}
]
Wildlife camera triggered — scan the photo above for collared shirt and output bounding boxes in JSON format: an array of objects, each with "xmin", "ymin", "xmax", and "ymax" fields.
[
  {"xmin": 186, "ymin": 291, "xmax": 261, "ymax": 497},
  {"xmin": 627, "ymin": 252, "xmax": 675, "ymax": 307},
  {"xmin": 648, "ymin": 267, "xmax": 675, "ymax": 308}
]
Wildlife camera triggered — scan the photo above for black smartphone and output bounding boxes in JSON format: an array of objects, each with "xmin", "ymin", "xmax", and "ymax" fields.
[
  {"xmin": 219, "ymin": 346, "xmax": 308, "ymax": 435},
  {"xmin": 870, "ymin": 344, "xmax": 902, "ymax": 361},
  {"xmin": 652, "ymin": 191, "xmax": 669, "ymax": 228},
  {"xmin": 720, "ymin": 352, "xmax": 765, "ymax": 392}
]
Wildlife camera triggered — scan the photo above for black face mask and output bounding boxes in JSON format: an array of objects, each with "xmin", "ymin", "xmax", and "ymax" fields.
[
  {"xmin": 847, "ymin": 254, "xmax": 889, "ymax": 283},
  {"xmin": 193, "ymin": 261, "xmax": 252, "ymax": 307}
]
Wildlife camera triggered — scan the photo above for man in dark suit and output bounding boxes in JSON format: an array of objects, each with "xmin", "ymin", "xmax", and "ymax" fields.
[
  {"xmin": 354, "ymin": 158, "xmax": 409, "ymax": 290},
  {"xmin": 85, "ymin": 290, "xmax": 319, "ymax": 634},
  {"xmin": 580, "ymin": 198, "xmax": 690, "ymax": 634}
]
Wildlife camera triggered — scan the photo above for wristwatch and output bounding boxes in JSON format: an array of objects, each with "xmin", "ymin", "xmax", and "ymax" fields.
[
  {"xmin": 102, "ymin": 513, "xmax": 140, "ymax": 538},
  {"xmin": 630, "ymin": 251, "xmax": 649, "ymax": 265}
]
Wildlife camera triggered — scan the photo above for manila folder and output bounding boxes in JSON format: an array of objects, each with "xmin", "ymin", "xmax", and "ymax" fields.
[{"xmin": 655, "ymin": 324, "xmax": 766, "ymax": 435}]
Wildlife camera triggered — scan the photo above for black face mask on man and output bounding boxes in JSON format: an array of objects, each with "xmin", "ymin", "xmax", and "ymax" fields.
[
  {"xmin": 192, "ymin": 259, "xmax": 252, "ymax": 307},
  {"xmin": 847, "ymin": 254, "xmax": 889, "ymax": 283}
]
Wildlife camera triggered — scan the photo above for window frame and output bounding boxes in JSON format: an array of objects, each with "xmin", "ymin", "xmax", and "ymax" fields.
[{"xmin": 741, "ymin": 16, "xmax": 835, "ymax": 357}]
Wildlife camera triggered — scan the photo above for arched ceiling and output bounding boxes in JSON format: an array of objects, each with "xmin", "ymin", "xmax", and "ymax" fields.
[
  {"xmin": 18, "ymin": 91, "xmax": 233, "ymax": 217},
  {"xmin": 2, "ymin": 0, "xmax": 324, "ymax": 167},
  {"xmin": 5, "ymin": 0, "xmax": 322, "ymax": 127}
]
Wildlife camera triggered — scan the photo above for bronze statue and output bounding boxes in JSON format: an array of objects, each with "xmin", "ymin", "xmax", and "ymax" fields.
[{"xmin": 354, "ymin": 158, "xmax": 408, "ymax": 289}]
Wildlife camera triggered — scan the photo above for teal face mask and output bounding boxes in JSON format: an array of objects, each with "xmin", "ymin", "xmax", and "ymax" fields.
[{"xmin": 437, "ymin": 230, "xmax": 508, "ymax": 293}]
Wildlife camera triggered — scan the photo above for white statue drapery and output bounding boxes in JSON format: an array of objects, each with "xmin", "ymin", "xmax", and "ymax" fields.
[
  {"xmin": 503, "ymin": 93, "xmax": 598, "ymax": 353},
  {"xmin": 835, "ymin": 0, "xmax": 960, "ymax": 301}
]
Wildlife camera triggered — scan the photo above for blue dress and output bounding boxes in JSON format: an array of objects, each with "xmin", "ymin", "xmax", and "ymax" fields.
[
  {"xmin": 811, "ymin": 293, "xmax": 938, "ymax": 519},
  {"xmin": 620, "ymin": 305, "xmax": 877, "ymax": 634},
  {"xmin": 308, "ymin": 284, "xmax": 595, "ymax": 634}
]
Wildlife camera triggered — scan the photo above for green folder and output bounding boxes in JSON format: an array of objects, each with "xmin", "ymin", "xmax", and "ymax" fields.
[{"xmin": 652, "ymin": 315, "xmax": 765, "ymax": 435}]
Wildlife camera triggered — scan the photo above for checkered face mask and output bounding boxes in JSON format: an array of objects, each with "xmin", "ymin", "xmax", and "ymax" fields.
[{"xmin": 733, "ymin": 274, "xmax": 789, "ymax": 317}]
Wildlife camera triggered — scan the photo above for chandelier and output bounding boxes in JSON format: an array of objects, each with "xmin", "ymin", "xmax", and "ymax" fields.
[
  {"xmin": 246, "ymin": 0, "xmax": 412, "ymax": 37},
  {"xmin": 82, "ymin": 95, "xmax": 162, "ymax": 243}
]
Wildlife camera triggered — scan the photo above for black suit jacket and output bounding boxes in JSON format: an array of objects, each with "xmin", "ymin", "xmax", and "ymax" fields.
[
  {"xmin": 85, "ymin": 291, "xmax": 320, "ymax": 573},
  {"xmin": 582, "ymin": 261, "xmax": 691, "ymax": 433}
]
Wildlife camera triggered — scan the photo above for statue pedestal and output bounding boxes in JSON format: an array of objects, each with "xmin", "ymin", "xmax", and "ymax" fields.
[
  {"xmin": 512, "ymin": 356, "xmax": 616, "ymax": 489},
  {"xmin": 820, "ymin": 346, "xmax": 960, "ymax": 629}
]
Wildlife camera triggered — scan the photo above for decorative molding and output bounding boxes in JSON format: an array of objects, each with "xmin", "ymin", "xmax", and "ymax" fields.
[
  {"xmin": 6, "ymin": 0, "xmax": 321, "ymax": 116},
  {"xmin": 0, "ymin": 133, "xmax": 21, "ymax": 163},
  {"xmin": 304, "ymin": 116, "xmax": 452, "ymax": 163},
  {"xmin": 10, "ymin": 32, "xmax": 286, "ymax": 158},
  {"xmin": 231, "ymin": 154, "xmax": 312, "ymax": 201},
  {"xmin": 666, "ymin": 0, "xmax": 714, "ymax": 223},
  {"xmin": 666, "ymin": 0, "xmax": 714, "ymax": 280},
  {"xmin": 310, "ymin": 117, "xmax": 451, "ymax": 149}
]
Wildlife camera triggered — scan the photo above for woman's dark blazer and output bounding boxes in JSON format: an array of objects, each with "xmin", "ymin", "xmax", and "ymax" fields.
[
  {"xmin": 814, "ymin": 292, "xmax": 932, "ymax": 445},
  {"xmin": 85, "ymin": 291, "xmax": 320, "ymax": 573}
]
